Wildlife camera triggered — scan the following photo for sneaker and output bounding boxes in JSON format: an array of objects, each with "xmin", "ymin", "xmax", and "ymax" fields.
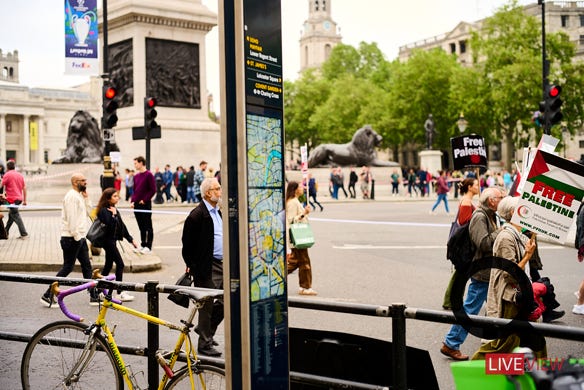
[
  {"xmin": 117, "ymin": 291, "xmax": 135, "ymax": 302},
  {"xmin": 299, "ymin": 288, "xmax": 318, "ymax": 296},
  {"xmin": 133, "ymin": 247, "xmax": 142, "ymax": 254},
  {"xmin": 140, "ymin": 247, "xmax": 151, "ymax": 254},
  {"xmin": 40, "ymin": 294, "xmax": 58, "ymax": 308},
  {"xmin": 573, "ymin": 304, "xmax": 584, "ymax": 315},
  {"xmin": 89, "ymin": 297, "xmax": 102, "ymax": 306}
]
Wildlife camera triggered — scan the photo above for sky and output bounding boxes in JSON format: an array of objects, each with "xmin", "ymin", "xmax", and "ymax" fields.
[{"xmin": 0, "ymin": 0, "xmax": 533, "ymax": 105}]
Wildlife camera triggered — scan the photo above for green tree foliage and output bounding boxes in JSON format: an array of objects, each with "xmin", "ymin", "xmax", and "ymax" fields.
[
  {"xmin": 385, "ymin": 49, "xmax": 459, "ymax": 150},
  {"xmin": 283, "ymin": 69, "xmax": 330, "ymax": 148},
  {"xmin": 468, "ymin": 0, "xmax": 580, "ymax": 167},
  {"xmin": 284, "ymin": 0, "xmax": 583, "ymax": 169}
]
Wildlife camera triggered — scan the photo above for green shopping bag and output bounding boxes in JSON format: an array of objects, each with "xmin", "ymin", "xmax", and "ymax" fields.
[{"xmin": 289, "ymin": 223, "xmax": 315, "ymax": 249}]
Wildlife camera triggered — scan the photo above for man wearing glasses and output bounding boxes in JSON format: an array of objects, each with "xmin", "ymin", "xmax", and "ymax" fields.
[
  {"xmin": 181, "ymin": 177, "xmax": 224, "ymax": 357},
  {"xmin": 41, "ymin": 173, "xmax": 99, "ymax": 307},
  {"xmin": 441, "ymin": 187, "xmax": 504, "ymax": 360}
]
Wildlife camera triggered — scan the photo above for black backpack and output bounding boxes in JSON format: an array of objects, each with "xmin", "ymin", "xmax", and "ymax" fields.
[{"xmin": 446, "ymin": 209, "xmax": 476, "ymax": 271}]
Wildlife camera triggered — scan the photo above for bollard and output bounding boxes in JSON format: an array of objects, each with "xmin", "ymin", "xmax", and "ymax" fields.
[
  {"xmin": 391, "ymin": 303, "xmax": 407, "ymax": 390},
  {"xmin": 146, "ymin": 280, "xmax": 159, "ymax": 388}
]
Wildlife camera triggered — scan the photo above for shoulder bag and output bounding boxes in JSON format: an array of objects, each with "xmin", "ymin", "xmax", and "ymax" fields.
[
  {"xmin": 86, "ymin": 218, "xmax": 107, "ymax": 247},
  {"xmin": 167, "ymin": 271, "xmax": 193, "ymax": 308},
  {"xmin": 290, "ymin": 221, "xmax": 315, "ymax": 249}
]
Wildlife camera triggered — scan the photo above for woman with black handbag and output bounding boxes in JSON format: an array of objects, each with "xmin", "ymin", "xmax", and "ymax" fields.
[{"xmin": 96, "ymin": 188, "xmax": 139, "ymax": 301}]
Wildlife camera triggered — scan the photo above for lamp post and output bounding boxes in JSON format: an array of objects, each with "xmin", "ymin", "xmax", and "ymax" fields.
[{"xmin": 457, "ymin": 113, "xmax": 468, "ymax": 134}]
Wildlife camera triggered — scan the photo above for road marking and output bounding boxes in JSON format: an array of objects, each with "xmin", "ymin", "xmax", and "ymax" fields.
[{"xmin": 311, "ymin": 217, "xmax": 449, "ymax": 228}]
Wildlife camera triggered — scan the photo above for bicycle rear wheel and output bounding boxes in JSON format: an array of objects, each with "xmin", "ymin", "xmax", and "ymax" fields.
[
  {"xmin": 166, "ymin": 364, "xmax": 226, "ymax": 389},
  {"xmin": 21, "ymin": 320, "xmax": 122, "ymax": 390}
]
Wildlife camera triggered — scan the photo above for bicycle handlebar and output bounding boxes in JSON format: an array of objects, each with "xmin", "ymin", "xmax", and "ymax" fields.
[{"xmin": 53, "ymin": 275, "xmax": 117, "ymax": 322}]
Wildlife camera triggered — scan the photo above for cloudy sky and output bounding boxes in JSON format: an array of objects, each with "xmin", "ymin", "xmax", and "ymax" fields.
[{"xmin": 0, "ymin": 0, "xmax": 532, "ymax": 100}]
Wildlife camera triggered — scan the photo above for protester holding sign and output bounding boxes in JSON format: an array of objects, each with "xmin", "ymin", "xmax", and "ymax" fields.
[
  {"xmin": 472, "ymin": 196, "xmax": 547, "ymax": 360},
  {"xmin": 442, "ymin": 178, "xmax": 479, "ymax": 309}
]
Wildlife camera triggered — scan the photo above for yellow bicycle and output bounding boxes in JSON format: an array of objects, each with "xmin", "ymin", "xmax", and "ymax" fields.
[{"xmin": 21, "ymin": 272, "xmax": 225, "ymax": 389}]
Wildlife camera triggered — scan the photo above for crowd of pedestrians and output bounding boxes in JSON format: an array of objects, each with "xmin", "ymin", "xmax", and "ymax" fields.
[
  {"xmin": 2, "ymin": 156, "xmax": 583, "ymax": 362},
  {"xmin": 438, "ymin": 172, "xmax": 574, "ymax": 363}
]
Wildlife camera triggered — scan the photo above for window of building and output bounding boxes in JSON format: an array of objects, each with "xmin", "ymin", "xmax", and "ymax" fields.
[
  {"xmin": 580, "ymin": 14, "xmax": 584, "ymax": 27},
  {"xmin": 314, "ymin": 0, "xmax": 318, "ymax": 11},
  {"xmin": 324, "ymin": 44, "xmax": 332, "ymax": 60},
  {"xmin": 322, "ymin": 0, "xmax": 326, "ymax": 11},
  {"xmin": 561, "ymin": 15, "xmax": 569, "ymax": 27},
  {"xmin": 579, "ymin": 140, "xmax": 584, "ymax": 149},
  {"xmin": 580, "ymin": 35, "xmax": 584, "ymax": 46},
  {"xmin": 450, "ymin": 43, "xmax": 456, "ymax": 54},
  {"xmin": 459, "ymin": 40, "xmax": 467, "ymax": 54},
  {"xmin": 1, "ymin": 67, "xmax": 7, "ymax": 78},
  {"xmin": 6, "ymin": 120, "xmax": 12, "ymax": 133},
  {"xmin": 43, "ymin": 150, "xmax": 49, "ymax": 164}
]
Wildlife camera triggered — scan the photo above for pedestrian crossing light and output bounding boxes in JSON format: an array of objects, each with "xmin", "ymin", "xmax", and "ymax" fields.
[
  {"xmin": 545, "ymin": 84, "xmax": 563, "ymax": 128},
  {"xmin": 144, "ymin": 97, "xmax": 158, "ymax": 130},
  {"xmin": 102, "ymin": 86, "xmax": 119, "ymax": 129}
]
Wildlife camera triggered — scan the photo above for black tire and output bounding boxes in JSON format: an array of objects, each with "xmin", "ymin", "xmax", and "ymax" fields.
[
  {"xmin": 21, "ymin": 320, "xmax": 123, "ymax": 389},
  {"xmin": 165, "ymin": 364, "xmax": 226, "ymax": 389}
]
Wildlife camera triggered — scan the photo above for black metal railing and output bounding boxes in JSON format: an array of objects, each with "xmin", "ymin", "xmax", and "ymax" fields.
[{"xmin": 2, "ymin": 272, "xmax": 584, "ymax": 390}]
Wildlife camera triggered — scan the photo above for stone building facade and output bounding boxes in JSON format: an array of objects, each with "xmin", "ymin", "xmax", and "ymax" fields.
[
  {"xmin": 299, "ymin": 0, "xmax": 343, "ymax": 72},
  {"xmin": 0, "ymin": 0, "xmax": 220, "ymax": 172}
]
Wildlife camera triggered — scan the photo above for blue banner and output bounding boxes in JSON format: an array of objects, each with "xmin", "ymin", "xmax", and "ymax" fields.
[{"xmin": 64, "ymin": 0, "xmax": 98, "ymax": 75}]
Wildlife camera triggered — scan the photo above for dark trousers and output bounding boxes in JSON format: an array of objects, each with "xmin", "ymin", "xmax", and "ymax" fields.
[
  {"xmin": 195, "ymin": 260, "xmax": 224, "ymax": 350},
  {"xmin": 6, "ymin": 204, "xmax": 27, "ymax": 236},
  {"xmin": 45, "ymin": 237, "xmax": 97, "ymax": 298},
  {"xmin": 308, "ymin": 194, "xmax": 323, "ymax": 211},
  {"xmin": 134, "ymin": 201, "xmax": 153, "ymax": 249},
  {"xmin": 348, "ymin": 183, "xmax": 356, "ymax": 198},
  {"xmin": 101, "ymin": 239, "xmax": 125, "ymax": 294}
]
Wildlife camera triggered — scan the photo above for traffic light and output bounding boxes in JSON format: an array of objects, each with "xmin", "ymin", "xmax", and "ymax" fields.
[
  {"xmin": 102, "ymin": 85, "xmax": 119, "ymax": 129},
  {"xmin": 144, "ymin": 97, "xmax": 158, "ymax": 130},
  {"xmin": 545, "ymin": 84, "xmax": 563, "ymax": 127}
]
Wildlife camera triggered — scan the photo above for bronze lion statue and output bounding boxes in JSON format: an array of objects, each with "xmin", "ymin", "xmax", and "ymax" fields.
[
  {"xmin": 53, "ymin": 111, "xmax": 114, "ymax": 164},
  {"xmin": 307, "ymin": 125, "xmax": 399, "ymax": 167}
]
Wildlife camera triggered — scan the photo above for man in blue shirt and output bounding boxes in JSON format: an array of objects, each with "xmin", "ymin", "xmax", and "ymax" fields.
[{"xmin": 181, "ymin": 177, "xmax": 223, "ymax": 356}]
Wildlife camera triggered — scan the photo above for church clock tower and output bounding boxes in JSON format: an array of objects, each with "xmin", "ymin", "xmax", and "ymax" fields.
[{"xmin": 299, "ymin": 0, "xmax": 342, "ymax": 72}]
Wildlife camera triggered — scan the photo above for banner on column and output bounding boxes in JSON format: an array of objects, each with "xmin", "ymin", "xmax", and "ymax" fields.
[
  {"xmin": 65, "ymin": 0, "xmax": 99, "ymax": 75},
  {"xmin": 511, "ymin": 150, "xmax": 584, "ymax": 243},
  {"xmin": 29, "ymin": 122, "xmax": 38, "ymax": 151}
]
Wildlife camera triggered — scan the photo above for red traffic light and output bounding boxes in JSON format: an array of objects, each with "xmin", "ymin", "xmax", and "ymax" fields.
[
  {"xmin": 104, "ymin": 87, "xmax": 116, "ymax": 100},
  {"xmin": 146, "ymin": 97, "xmax": 156, "ymax": 108},
  {"xmin": 548, "ymin": 85, "xmax": 561, "ymax": 98}
]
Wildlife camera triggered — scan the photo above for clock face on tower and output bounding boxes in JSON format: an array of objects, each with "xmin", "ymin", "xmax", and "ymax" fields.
[{"xmin": 323, "ymin": 21, "xmax": 331, "ymax": 30}]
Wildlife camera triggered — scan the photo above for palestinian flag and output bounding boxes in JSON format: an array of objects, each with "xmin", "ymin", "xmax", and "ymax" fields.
[{"xmin": 511, "ymin": 150, "xmax": 584, "ymax": 243}]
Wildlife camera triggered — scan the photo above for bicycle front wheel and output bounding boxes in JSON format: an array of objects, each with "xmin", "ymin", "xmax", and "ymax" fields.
[
  {"xmin": 166, "ymin": 364, "xmax": 226, "ymax": 389},
  {"xmin": 21, "ymin": 320, "xmax": 122, "ymax": 390}
]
